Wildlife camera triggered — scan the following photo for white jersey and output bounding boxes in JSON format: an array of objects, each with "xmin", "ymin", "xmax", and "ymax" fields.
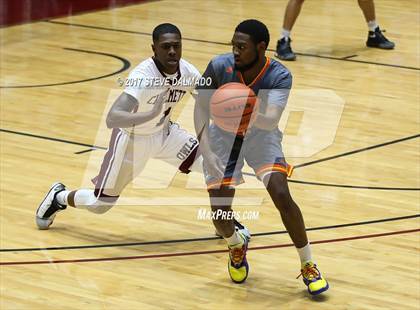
[{"xmin": 124, "ymin": 57, "xmax": 201, "ymax": 135}]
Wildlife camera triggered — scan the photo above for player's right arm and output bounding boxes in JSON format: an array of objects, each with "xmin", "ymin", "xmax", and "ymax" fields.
[
  {"xmin": 194, "ymin": 61, "xmax": 224, "ymax": 179},
  {"xmin": 106, "ymin": 90, "xmax": 167, "ymax": 129},
  {"xmin": 106, "ymin": 65, "xmax": 168, "ymax": 129}
]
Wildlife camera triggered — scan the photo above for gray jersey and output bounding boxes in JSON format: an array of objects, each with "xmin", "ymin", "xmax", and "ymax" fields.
[
  {"xmin": 198, "ymin": 54, "xmax": 294, "ymax": 187},
  {"xmin": 199, "ymin": 53, "xmax": 292, "ymax": 113}
]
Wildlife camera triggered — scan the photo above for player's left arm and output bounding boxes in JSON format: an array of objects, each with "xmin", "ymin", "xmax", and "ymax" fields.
[
  {"xmin": 253, "ymin": 104, "xmax": 284, "ymax": 131},
  {"xmin": 253, "ymin": 69, "xmax": 292, "ymax": 131}
]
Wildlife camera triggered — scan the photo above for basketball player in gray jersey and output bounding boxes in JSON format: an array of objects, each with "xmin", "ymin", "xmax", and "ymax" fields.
[{"xmin": 194, "ymin": 19, "xmax": 328, "ymax": 295}]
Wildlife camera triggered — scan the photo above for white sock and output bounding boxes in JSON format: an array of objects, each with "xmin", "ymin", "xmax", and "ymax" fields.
[
  {"xmin": 73, "ymin": 189, "xmax": 97, "ymax": 209},
  {"xmin": 297, "ymin": 242, "xmax": 312, "ymax": 265},
  {"xmin": 225, "ymin": 230, "xmax": 242, "ymax": 247},
  {"xmin": 282, "ymin": 28, "xmax": 291, "ymax": 40},
  {"xmin": 367, "ymin": 20, "xmax": 378, "ymax": 32},
  {"xmin": 56, "ymin": 190, "xmax": 69, "ymax": 205}
]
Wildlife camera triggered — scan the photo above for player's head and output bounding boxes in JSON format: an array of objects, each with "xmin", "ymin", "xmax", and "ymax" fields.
[
  {"xmin": 152, "ymin": 23, "xmax": 182, "ymax": 74},
  {"xmin": 232, "ymin": 19, "xmax": 270, "ymax": 71}
]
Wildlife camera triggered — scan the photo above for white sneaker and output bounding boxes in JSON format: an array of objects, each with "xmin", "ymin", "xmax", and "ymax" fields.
[
  {"xmin": 215, "ymin": 218, "xmax": 251, "ymax": 241},
  {"xmin": 36, "ymin": 182, "xmax": 66, "ymax": 230}
]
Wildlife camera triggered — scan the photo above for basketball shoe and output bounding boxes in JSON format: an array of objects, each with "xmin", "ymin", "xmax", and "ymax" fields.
[
  {"xmin": 366, "ymin": 27, "xmax": 395, "ymax": 49},
  {"xmin": 297, "ymin": 261, "xmax": 329, "ymax": 295},
  {"xmin": 228, "ymin": 232, "xmax": 249, "ymax": 283},
  {"xmin": 36, "ymin": 182, "xmax": 67, "ymax": 230},
  {"xmin": 215, "ymin": 218, "xmax": 251, "ymax": 241},
  {"xmin": 275, "ymin": 37, "xmax": 296, "ymax": 61}
]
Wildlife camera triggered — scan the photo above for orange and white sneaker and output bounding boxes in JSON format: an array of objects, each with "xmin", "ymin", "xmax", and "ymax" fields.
[
  {"xmin": 297, "ymin": 261, "xmax": 329, "ymax": 295},
  {"xmin": 227, "ymin": 233, "xmax": 249, "ymax": 283}
]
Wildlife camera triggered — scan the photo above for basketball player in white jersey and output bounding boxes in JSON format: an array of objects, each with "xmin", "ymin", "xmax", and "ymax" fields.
[{"xmin": 35, "ymin": 23, "xmax": 250, "ymax": 239}]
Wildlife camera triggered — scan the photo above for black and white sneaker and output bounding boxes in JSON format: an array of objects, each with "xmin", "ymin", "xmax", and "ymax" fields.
[
  {"xmin": 36, "ymin": 182, "xmax": 67, "ymax": 230},
  {"xmin": 366, "ymin": 27, "xmax": 395, "ymax": 49},
  {"xmin": 215, "ymin": 218, "xmax": 251, "ymax": 242}
]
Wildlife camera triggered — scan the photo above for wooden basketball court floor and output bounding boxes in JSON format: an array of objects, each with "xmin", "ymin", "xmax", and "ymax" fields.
[{"xmin": 0, "ymin": 0, "xmax": 419, "ymax": 309}]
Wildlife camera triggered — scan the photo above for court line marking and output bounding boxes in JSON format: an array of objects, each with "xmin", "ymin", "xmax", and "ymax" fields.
[
  {"xmin": 286, "ymin": 179, "xmax": 418, "ymax": 191},
  {"xmin": 44, "ymin": 20, "xmax": 420, "ymax": 71},
  {"xmin": 2, "ymin": 129, "xmax": 417, "ymax": 170},
  {"xmin": 1, "ymin": 228, "xmax": 418, "ymax": 266},
  {"xmin": 1, "ymin": 128, "xmax": 418, "ymax": 191},
  {"xmin": 0, "ymin": 128, "xmax": 107, "ymax": 150},
  {"xmin": 341, "ymin": 54, "xmax": 358, "ymax": 59},
  {"xmin": 0, "ymin": 48, "xmax": 130, "ymax": 89},
  {"xmin": 74, "ymin": 148, "xmax": 99, "ymax": 154},
  {"xmin": 1, "ymin": 214, "xmax": 418, "ymax": 252},
  {"xmin": 293, "ymin": 134, "xmax": 420, "ymax": 168}
]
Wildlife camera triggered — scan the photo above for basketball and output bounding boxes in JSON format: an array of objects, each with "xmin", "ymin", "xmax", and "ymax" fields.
[{"xmin": 210, "ymin": 82, "xmax": 259, "ymax": 134}]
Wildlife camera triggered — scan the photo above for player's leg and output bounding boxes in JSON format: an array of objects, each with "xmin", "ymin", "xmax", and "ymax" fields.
[
  {"xmin": 36, "ymin": 129, "xmax": 147, "ymax": 229},
  {"xmin": 157, "ymin": 122, "xmax": 250, "ymax": 238},
  {"xmin": 208, "ymin": 186, "xmax": 249, "ymax": 284},
  {"xmin": 357, "ymin": 0, "xmax": 395, "ymax": 49},
  {"xmin": 263, "ymin": 173, "xmax": 307, "ymax": 247},
  {"xmin": 247, "ymin": 128, "xmax": 328, "ymax": 294},
  {"xmin": 208, "ymin": 188, "xmax": 235, "ymax": 238},
  {"xmin": 36, "ymin": 179, "xmax": 123, "ymax": 229},
  {"xmin": 275, "ymin": 0, "xmax": 304, "ymax": 61},
  {"xmin": 262, "ymin": 172, "xmax": 328, "ymax": 295},
  {"xmin": 205, "ymin": 127, "xmax": 249, "ymax": 283}
]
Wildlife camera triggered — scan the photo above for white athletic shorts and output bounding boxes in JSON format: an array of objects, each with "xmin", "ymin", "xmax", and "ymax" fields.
[{"xmin": 92, "ymin": 122, "xmax": 199, "ymax": 198}]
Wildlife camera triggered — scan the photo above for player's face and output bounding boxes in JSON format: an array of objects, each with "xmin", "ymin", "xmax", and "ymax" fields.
[
  {"xmin": 231, "ymin": 32, "xmax": 258, "ymax": 71},
  {"xmin": 153, "ymin": 33, "xmax": 182, "ymax": 74}
]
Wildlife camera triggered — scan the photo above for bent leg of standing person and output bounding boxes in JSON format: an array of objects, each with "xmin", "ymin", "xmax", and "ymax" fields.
[
  {"xmin": 260, "ymin": 170, "xmax": 329, "ymax": 295},
  {"xmin": 36, "ymin": 129, "xmax": 150, "ymax": 229},
  {"xmin": 247, "ymin": 128, "xmax": 328, "ymax": 295}
]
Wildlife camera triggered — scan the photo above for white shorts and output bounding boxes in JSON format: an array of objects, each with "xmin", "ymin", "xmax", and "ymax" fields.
[{"xmin": 92, "ymin": 123, "xmax": 199, "ymax": 198}]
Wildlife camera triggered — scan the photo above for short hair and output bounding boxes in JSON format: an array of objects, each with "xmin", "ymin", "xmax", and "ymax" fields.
[
  {"xmin": 235, "ymin": 19, "xmax": 270, "ymax": 49},
  {"xmin": 152, "ymin": 23, "xmax": 181, "ymax": 42}
]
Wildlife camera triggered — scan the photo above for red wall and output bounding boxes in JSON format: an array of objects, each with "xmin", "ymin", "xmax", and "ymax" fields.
[{"xmin": 0, "ymin": 0, "xmax": 147, "ymax": 27}]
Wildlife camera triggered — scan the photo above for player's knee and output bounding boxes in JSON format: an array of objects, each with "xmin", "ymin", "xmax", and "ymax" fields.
[
  {"xmin": 264, "ymin": 173, "xmax": 293, "ymax": 202},
  {"xmin": 86, "ymin": 196, "xmax": 119, "ymax": 214},
  {"xmin": 87, "ymin": 204, "xmax": 113, "ymax": 214},
  {"xmin": 263, "ymin": 171, "xmax": 286, "ymax": 187},
  {"xmin": 274, "ymin": 186, "xmax": 292, "ymax": 204}
]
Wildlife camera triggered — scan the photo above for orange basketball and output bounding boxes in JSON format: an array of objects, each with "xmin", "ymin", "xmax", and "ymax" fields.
[{"xmin": 210, "ymin": 82, "xmax": 259, "ymax": 134}]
